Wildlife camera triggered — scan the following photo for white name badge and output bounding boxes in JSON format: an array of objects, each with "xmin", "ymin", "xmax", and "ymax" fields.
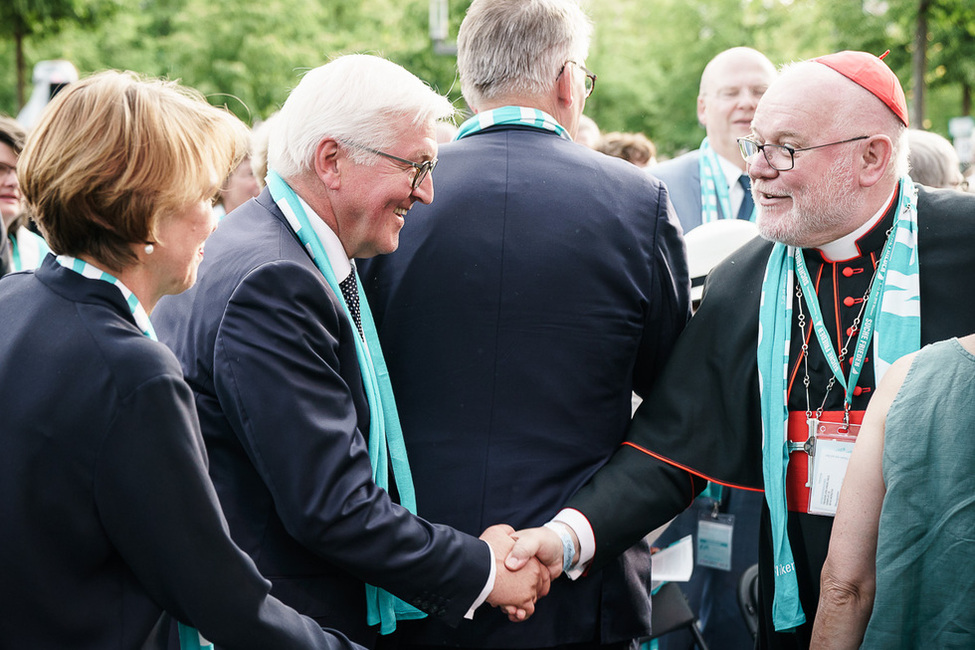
[
  {"xmin": 807, "ymin": 420, "xmax": 860, "ymax": 517},
  {"xmin": 696, "ymin": 512, "xmax": 735, "ymax": 571}
]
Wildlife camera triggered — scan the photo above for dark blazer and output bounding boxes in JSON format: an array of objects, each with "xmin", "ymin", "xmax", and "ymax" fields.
[
  {"xmin": 359, "ymin": 124, "xmax": 695, "ymax": 647},
  {"xmin": 0, "ymin": 257, "xmax": 359, "ymax": 650},
  {"xmin": 153, "ymin": 190, "xmax": 491, "ymax": 648}
]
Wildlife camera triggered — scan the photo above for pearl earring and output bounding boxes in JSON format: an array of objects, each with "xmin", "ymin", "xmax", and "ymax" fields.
[{"xmin": 144, "ymin": 243, "xmax": 154, "ymax": 255}]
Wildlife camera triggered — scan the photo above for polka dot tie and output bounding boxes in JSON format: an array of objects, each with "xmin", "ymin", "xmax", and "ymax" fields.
[{"xmin": 339, "ymin": 270, "xmax": 363, "ymax": 338}]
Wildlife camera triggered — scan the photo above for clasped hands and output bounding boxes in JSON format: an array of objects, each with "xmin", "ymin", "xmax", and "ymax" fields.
[{"xmin": 479, "ymin": 523, "xmax": 577, "ymax": 622}]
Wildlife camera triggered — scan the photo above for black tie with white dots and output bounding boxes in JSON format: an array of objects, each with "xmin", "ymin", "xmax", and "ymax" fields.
[{"xmin": 339, "ymin": 270, "xmax": 363, "ymax": 338}]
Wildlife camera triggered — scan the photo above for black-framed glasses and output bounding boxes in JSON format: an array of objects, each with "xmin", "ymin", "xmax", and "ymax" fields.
[
  {"xmin": 347, "ymin": 143, "xmax": 437, "ymax": 191},
  {"xmin": 559, "ymin": 60, "xmax": 597, "ymax": 98},
  {"xmin": 737, "ymin": 135, "xmax": 870, "ymax": 171}
]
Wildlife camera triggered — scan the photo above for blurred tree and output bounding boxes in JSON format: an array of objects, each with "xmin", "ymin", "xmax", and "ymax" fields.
[
  {"xmin": 1, "ymin": 0, "xmax": 972, "ymax": 150},
  {"xmin": 0, "ymin": 0, "xmax": 119, "ymax": 109}
]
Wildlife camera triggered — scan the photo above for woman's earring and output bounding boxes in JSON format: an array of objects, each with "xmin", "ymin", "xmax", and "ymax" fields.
[{"xmin": 144, "ymin": 243, "xmax": 154, "ymax": 254}]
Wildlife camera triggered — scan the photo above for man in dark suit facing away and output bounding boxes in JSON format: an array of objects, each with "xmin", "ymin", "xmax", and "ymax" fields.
[
  {"xmin": 153, "ymin": 54, "xmax": 548, "ymax": 649},
  {"xmin": 358, "ymin": 2, "xmax": 696, "ymax": 649}
]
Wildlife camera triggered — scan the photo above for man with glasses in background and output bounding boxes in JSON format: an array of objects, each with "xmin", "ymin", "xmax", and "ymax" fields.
[
  {"xmin": 359, "ymin": 2, "xmax": 690, "ymax": 649},
  {"xmin": 644, "ymin": 46, "xmax": 776, "ymax": 650},
  {"xmin": 153, "ymin": 54, "xmax": 550, "ymax": 649},
  {"xmin": 507, "ymin": 51, "xmax": 975, "ymax": 649},
  {"xmin": 653, "ymin": 47, "xmax": 777, "ymax": 234}
]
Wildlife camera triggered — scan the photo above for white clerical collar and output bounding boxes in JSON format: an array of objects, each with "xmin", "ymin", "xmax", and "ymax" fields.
[
  {"xmin": 292, "ymin": 192, "xmax": 353, "ymax": 281},
  {"xmin": 816, "ymin": 187, "xmax": 897, "ymax": 262}
]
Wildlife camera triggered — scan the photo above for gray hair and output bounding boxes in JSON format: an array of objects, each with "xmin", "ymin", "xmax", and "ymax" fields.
[
  {"xmin": 457, "ymin": 0, "xmax": 593, "ymax": 110},
  {"xmin": 268, "ymin": 54, "xmax": 455, "ymax": 180},
  {"xmin": 907, "ymin": 129, "xmax": 962, "ymax": 188}
]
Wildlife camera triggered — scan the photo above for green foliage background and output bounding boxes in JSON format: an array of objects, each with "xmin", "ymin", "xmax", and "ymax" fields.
[{"xmin": 1, "ymin": 0, "xmax": 973, "ymax": 158}]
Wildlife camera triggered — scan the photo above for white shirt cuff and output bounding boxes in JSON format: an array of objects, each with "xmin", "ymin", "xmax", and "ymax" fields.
[
  {"xmin": 465, "ymin": 540, "xmax": 496, "ymax": 618},
  {"xmin": 553, "ymin": 508, "xmax": 594, "ymax": 580}
]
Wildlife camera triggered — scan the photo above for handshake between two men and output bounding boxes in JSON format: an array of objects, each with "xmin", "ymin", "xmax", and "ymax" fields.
[{"xmin": 481, "ymin": 523, "xmax": 576, "ymax": 621}]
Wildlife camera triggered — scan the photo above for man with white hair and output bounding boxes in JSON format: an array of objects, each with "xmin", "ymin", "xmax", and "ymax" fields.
[
  {"xmin": 359, "ymin": 2, "xmax": 692, "ymax": 649},
  {"xmin": 508, "ymin": 51, "xmax": 975, "ymax": 649},
  {"xmin": 153, "ymin": 54, "xmax": 548, "ymax": 648}
]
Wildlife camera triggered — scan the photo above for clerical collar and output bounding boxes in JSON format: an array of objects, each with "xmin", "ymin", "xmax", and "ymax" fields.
[
  {"xmin": 816, "ymin": 186, "xmax": 898, "ymax": 262},
  {"xmin": 287, "ymin": 192, "xmax": 353, "ymax": 282}
]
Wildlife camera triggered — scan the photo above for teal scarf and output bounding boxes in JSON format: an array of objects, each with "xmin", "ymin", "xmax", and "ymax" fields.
[
  {"xmin": 455, "ymin": 106, "xmax": 571, "ymax": 141},
  {"xmin": 756, "ymin": 177, "xmax": 920, "ymax": 631},
  {"xmin": 56, "ymin": 255, "xmax": 212, "ymax": 649},
  {"xmin": 55, "ymin": 255, "xmax": 156, "ymax": 339},
  {"xmin": 266, "ymin": 170, "xmax": 425, "ymax": 634},
  {"xmin": 698, "ymin": 138, "xmax": 754, "ymax": 224}
]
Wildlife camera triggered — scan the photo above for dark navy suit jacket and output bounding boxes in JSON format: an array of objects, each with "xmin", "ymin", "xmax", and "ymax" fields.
[
  {"xmin": 0, "ymin": 257, "xmax": 360, "ymax": 649},
  {"xmin": 359, "ymin": 124, "xmax": 695, "ymax": 647},
  {"xmin": 153, "ymin": 191, "xmax": 491, "ymax": 648}
]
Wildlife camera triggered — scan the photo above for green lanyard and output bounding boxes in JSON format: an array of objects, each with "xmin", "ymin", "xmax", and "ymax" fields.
[{"xmin": 792, "ymin": 215, "xmax": 898, "ymax": 411}]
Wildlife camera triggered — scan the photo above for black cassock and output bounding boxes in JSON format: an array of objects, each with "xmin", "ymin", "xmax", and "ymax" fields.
[{"xmin": 568, "ymin": 183, "xmax": 975, "ymax": 649}]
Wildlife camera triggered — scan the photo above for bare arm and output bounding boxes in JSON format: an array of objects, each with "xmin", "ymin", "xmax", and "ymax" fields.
[{"xmin": 811, "ymin": 353, "xmax": 913, "ymax": 648}]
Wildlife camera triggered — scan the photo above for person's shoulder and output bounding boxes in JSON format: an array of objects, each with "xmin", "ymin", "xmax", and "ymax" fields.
[
  {"xmin": 80, "ymin": 308, "xmax": 185, "ymax": 395},
  {"xmin": 651, "ymin": 150, "xmax": 700, "ymax": 178},
  {"xmin": 917, "ymin": 184, "xmax": 975, "ymax": 227}
]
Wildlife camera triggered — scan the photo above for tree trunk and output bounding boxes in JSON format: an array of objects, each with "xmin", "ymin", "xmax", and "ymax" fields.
[
  {"xmin": 16, "ymin": 30, "xmax": 25, "ymax": 111},
  {"xmin": 912, "ymin": 0, "xmax": 929, "ymax": 127},
  {"xmin": 963, "ymin": 82, "xmax": 971, "ymax": 117}
]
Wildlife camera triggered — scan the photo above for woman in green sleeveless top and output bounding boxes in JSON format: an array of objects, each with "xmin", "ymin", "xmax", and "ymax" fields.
[{"xmin": 811, "ymin": 335, "xmax": 975, "ymax": 648}]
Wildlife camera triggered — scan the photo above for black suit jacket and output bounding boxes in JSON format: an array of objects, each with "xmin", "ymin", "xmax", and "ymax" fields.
[
  {"xmin": 360, "ymin": 124, "xmax": 696, "ymax": 647},
  {"xmin": 153, "ymin": 190, "xmax": 491, "ymax": 648},
  {"xmin": 0, "ymin": 257, "xmax": 360, "ymax": 649}
]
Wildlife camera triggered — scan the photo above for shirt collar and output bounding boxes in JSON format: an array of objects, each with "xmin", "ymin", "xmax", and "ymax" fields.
[
  {"xmin": 716, "ymin": 152, "xmax": 746, "ymax": 188},
  {"xmin": 292, "ymin": 192, "xmax": 353, "ymax": 281}
]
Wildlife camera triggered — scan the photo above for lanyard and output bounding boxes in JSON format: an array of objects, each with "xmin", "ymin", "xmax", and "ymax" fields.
[{"xmin": 792, "ymin": 221, "xmax": 897, "ymax": 409}]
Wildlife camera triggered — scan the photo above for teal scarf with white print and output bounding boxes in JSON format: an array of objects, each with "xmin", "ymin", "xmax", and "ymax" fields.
[
  {"xmin": 265, "ymin": 170, "xmax": 425, "ymax": 635},
  {"xmin": 756, "ymin": 177, "xmax": 920, "ymax": 631}
]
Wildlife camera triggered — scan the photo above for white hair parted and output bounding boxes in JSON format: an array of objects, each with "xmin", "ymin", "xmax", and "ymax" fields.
[
  {"xmin": 457, "ymin": 0, "xmax": 593, "ymax": 110},
  {"xmin": 268, "ymin": 54, "xmax": 455, "ymax": 180}
]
